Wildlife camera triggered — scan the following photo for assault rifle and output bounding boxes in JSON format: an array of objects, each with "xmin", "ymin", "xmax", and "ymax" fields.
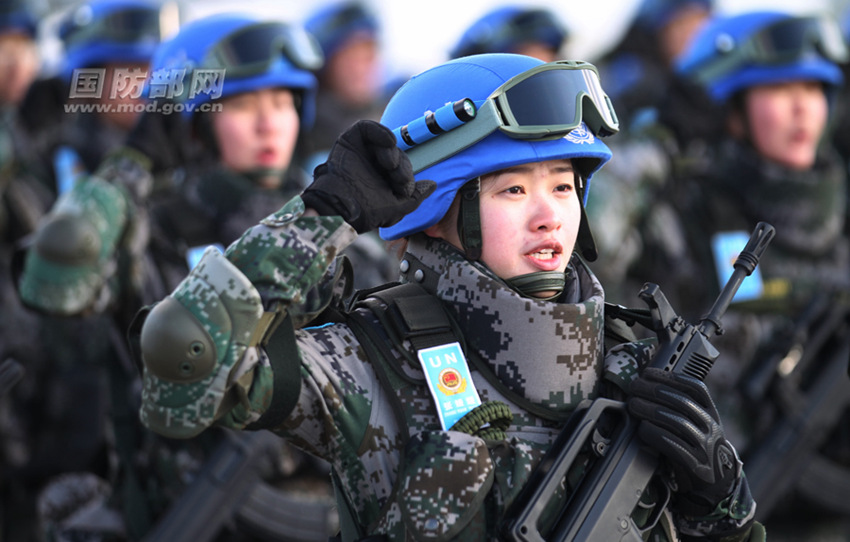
[
  {"xmin": 502, "ymin": 222, "xmax": 774, "ymax": 542},
  {"xmin": 738, "ymin": 288, "xmax": 850, "ymax": 519},
  {"xmin": 143, "ymin": 428, "xmax": 339, "ymax": 542}
]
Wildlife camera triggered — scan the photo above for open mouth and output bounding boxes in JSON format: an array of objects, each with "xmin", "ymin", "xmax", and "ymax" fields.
[{"xmin": 530, "ymin": 248, "xmax": 557, "ymax": 260}]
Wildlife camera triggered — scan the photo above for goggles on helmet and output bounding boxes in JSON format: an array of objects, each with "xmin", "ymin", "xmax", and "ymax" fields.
[
  {"xmin": 63, "ymin": 6, "xmax": 163, "ymax": 47},
  {"xmin": 203, "ymin": 22, "xmax": 324, "ymax": 79},
  {"xmin": 694, "ymin": 15, "xmax": 849, "ymax": 84},
  {"xmin": 393, "ymin": 60, "xmax": 619, "ymax": 173}
]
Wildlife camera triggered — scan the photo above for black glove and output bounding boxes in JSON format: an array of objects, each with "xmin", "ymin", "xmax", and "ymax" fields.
[
  {"xmin": 628, "ymin": 367, "xmax": 741, "ymax": 517},
  {"xmin": 301, "ymin": 119, "xmax": 436, "ymax": 234},
  {"xmin": 124, "ymin": 100, "xmax": 191, "ymax": 174}
]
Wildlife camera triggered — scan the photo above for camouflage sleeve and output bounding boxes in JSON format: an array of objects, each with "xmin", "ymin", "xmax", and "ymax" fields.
[
  {"xmin": 224, "ymin": 196, "xmax": 357, "ymax": 311},
  {"xmin": 139, "ymin": 196, "xmax": 359, "ymax": 439},
  {"xmin": 674, "ymin": 472, "xmax": 760, "ymax": 542},
  {"xmin": 601, "ymin": 338, "xmax": 656, "ymax": 395},
  {"xmin": 602, "ymin": 340, "xmax": 766, "ymax": 542},
  {"xmin": 18, "ymin": 148, "xmax": 152, "ymax": 315}
]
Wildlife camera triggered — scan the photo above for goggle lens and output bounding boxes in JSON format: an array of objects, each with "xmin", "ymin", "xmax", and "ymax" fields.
[
  {"xmin": 752, "ymin": 16, "xmax": 849, "ymax": 63},
  {"xmin": 206, "ymin": 23, "xmax": 323, "ymax": 78},
  {"xmin": 64, "ymin": 6, "xmax": 162, "ymax": 46},
  {"xmin": 496, "ymin": 64, "xmax": 618, "ymax": 138}
]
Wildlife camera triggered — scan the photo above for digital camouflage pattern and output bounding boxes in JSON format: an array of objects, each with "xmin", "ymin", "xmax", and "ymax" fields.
[
  {"xmin": 18, "ymin": 150, "xmax": 153, "ymax": 316},
  {"xmin": 140, "ymin": 246, "xmax": 267, "ymax": 438},
  {"xmin": 18, "ymin": 174, "xmax": 129, "ymax": 314},
  {"xmin": 139, "ymin": 196, "xmax": 761, "ymax": 541}
]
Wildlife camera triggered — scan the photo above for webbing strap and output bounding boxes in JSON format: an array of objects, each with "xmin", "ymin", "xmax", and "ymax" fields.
[
  {"xmin": 366, "ymin": 283, "xmax": 459, "ymax": 353},
  {"xmin": 245, "ymin": 313, "xmax": 302, "ymax": 431}
]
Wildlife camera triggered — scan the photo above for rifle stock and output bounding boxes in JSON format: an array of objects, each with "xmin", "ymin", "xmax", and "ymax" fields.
[{"xmin": 502, "ymin": 222, "xmax": 774, "ymax": 541}]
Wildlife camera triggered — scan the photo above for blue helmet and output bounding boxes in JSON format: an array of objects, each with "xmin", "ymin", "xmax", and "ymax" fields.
[
  {"xmin": 59, "ymin": 0, "xmax": 163, "ymax": 81},
  {"xmin": 633, "ymin": 0, "xmax": 713, "ymax": 31},
  {"xmin": 449, "ymin": 6, "xmax": 568, "ymax": 59},
  {"xmin": 0, "ymin": 0, "xmax": 38, "ymax": 38},
  {"xmin": 676, "ymin": 10, "xmax": 846, "ymax": 104},
  {"xmin": 148, "ymin": 13, "xmax": 321, "ymax": 125},
  {"xmin": 304, "ymin": 1, "xmax": 378, "ymax": 62},
  {"xmin": 379, "ymin": 53, "xmax": 614, "ymax": 241}
]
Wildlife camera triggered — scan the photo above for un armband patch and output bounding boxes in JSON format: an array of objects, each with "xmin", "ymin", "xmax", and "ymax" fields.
[{"xmin": 417, "ymin": 342, "xmax": 482, "ymax": 430}]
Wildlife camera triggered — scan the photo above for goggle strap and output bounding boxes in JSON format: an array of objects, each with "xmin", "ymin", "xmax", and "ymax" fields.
[
  {"xmin": 690, "ymin": 50, "xmax": 742, "ymax": 86},
  {"xmin": 406, "ymin": 100, "xmax": 501, "ymax": 174}
]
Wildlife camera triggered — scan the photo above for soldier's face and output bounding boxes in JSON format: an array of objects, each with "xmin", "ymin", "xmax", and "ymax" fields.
[
  {"xmin": 0, "ymin": 32, "xmax": 38, "ymax": 106},
  {"xmin": 212, "ymin": 87, "xmax": 300, "ymax": 186},
  {"xmin": 477, "ymin": 159, "xmax": 580, "ymax": 286},
  {"xmin": 743, "ymin": 80, "xmax": 827, "ymax": 171},
  {"xmin": 323, "ymin": 35, "xmax": 381, "ymax": 108}
]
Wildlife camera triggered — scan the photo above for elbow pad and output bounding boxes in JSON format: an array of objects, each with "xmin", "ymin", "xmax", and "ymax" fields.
[
  {"xmin": 139, "ymin": 247, "xmax": 266, "ymax": 439},
  {"xmin": 18, "ymin": 176, "xmax": 130, "ymax": 315}
]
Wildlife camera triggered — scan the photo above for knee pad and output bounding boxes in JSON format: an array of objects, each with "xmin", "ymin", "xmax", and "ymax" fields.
[
  {"xmin": 139, "ymin": 247, "xmax": 265, "ymax": 439},
  {"xmin": 18, "ymin": 176, "xmax": 129, "ymax": 315}
]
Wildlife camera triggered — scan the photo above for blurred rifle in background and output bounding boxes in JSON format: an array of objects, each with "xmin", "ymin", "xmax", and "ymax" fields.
[{"xmin": 739, "ymin": 288, "xmax": 850, "ymax": 519}]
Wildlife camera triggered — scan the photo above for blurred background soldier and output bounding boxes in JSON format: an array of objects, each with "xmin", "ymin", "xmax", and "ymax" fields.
[
  {"xmin": 448, "ymin": 4, "xmax": 569, "ymax": 62},
  {"xmin": 49, "ymin": 0, "xmax": 167, "ymax": 195},
  {"xmin": 300, "ymin": 1, "xmax": 400, "ymax": 290},
  {"xmin": 609, "ymin": 10, "xmax": 850, "ymax": 540},
  {"xmin": 0, "ymin": 2, "xmax": 55, "ymax": 539},
  {"xmin": 301, "ymin": 0, "xmax": 390, "ymax": 172},
  {"xmin": 9, "ymin": 2, "xmax": 167, "ymax": 541},
  {"xmin": 19, "ymin": 11, "xmax": 347, "ymax": 541},
  {"xmin": 595, "ymin": 0, "xmax": 714, "ymax": 131}
]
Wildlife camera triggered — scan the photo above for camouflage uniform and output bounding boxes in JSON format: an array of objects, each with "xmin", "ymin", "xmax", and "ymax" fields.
[
  {"xmin": 618, "ymin": 135, "xmax": 850, "ymax": 538},
  {"xmin": 148, "ymin": 163, "xmax": 397, "ymax": 293},
  {"xmin": 138, "ymin": 195, "xmax": 760, "ymax": 541},
  {"xmin": 0, "ymin": 104, "xmax": 57, "ymax": 542},
  {"xmin": 14, "ymin": 146, "xmax": 339, "ymax": 540}
]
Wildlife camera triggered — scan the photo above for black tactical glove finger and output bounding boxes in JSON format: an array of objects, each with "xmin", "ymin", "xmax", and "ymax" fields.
[
  {"xmin": 300, "ymin": 119, "xmax": 436, "ymax": 234},
  {"xmin": 124, "ymin": 101, "xmax": 190, "ymax": 174},
  {"xmin": 628, "ymin": 367, "xmax": 742, "ymax": 516}
]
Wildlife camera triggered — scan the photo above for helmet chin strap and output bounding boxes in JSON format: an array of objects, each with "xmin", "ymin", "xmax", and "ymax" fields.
[
  {"xmin": 506, "ymin": 271, "xmax": 566, "ymax": 300},
  {"xmin": 456, "ymin": 174, "xmax": 597, "ymax": 299},
  {"xmin": 457, "ymin": 178, "xmax": 482, "ymax": 260}
]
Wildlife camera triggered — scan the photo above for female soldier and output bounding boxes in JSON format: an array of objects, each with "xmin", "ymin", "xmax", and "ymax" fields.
[
  {"xmin": 629, "ymin": 10, "xmax": 850, "ymax": 540},
  {"xmin": 136, "ymin": 53, "xmax": 763, "ymax": 541}
]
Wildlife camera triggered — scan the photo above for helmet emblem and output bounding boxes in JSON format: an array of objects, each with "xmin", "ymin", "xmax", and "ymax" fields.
[{"xmin": 565, "ymin": 123, "xmax": 596, "ymax": 145}]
